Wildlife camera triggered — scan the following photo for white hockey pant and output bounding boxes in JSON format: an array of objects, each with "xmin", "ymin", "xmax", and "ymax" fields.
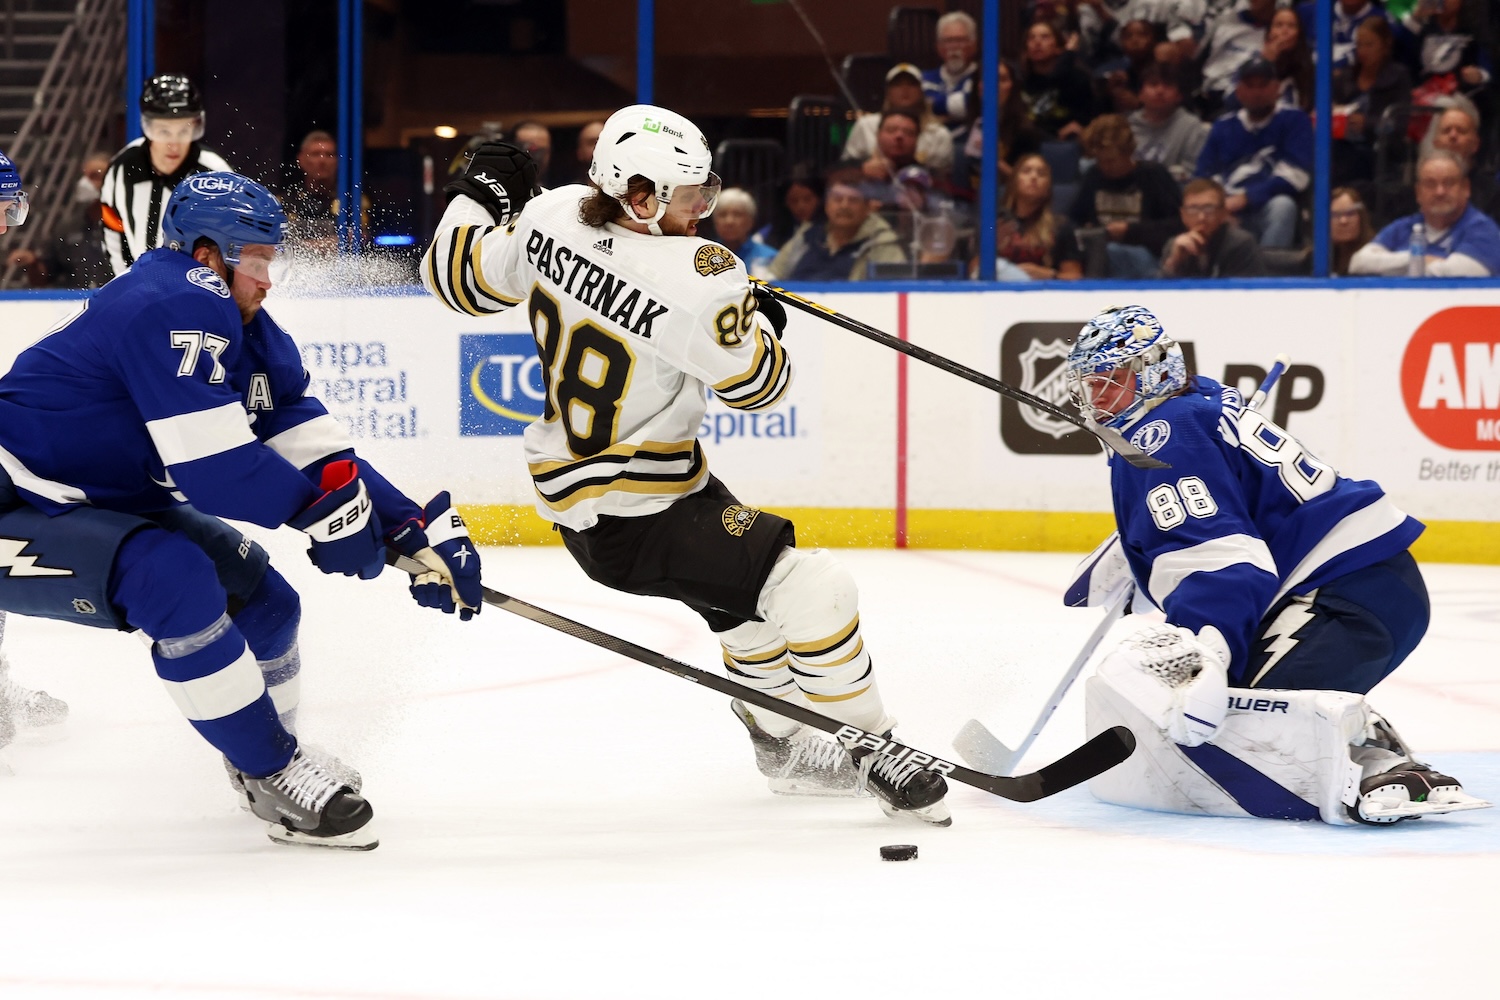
[{"xmin": 718, "ymin": 548, "xmax": 892, "ymax": 738}]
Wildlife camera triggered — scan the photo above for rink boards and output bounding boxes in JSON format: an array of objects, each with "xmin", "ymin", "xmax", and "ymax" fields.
[{"xmin": 1, "ymin": 285, "xmax": 1496, "ymax": 562}]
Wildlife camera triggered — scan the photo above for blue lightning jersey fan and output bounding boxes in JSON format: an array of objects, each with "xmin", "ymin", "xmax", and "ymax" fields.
[
  {"xmin": 1108, "ymin": 377, "xmax": 1423, "ymax": 682},
  {"xmin": 0, "ymin": 248, "xmax": 419, "ymax": 529}
]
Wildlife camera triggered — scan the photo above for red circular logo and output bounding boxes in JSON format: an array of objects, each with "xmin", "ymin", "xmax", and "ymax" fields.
[{"xmin": 1400, "ymin": 307, "xmax": 1500, "ymax": 451}]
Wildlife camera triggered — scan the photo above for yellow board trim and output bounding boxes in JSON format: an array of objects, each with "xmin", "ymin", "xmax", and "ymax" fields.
[{"xmin": 455, "ymin": 505, "xmax": 1500, "ymax": 564}]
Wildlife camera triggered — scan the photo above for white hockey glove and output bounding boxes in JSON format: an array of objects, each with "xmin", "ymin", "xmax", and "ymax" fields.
[{"xmin": 1095, "ymin": 623, "xmax": 1230, "ymax": 746}]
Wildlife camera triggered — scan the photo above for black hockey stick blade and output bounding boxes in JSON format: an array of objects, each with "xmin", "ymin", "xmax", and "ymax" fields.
[
  {"xmin": 754, "ymin": 280, "xmax": 1168, "ymax": 470},
  {"xmin": 387, "ymin": 552, "xmax": 1137, "ymax": 803}
]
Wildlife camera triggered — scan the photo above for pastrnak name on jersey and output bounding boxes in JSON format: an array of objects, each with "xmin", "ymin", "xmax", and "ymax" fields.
[{"xmin": 525, "ymin": 231, "xmax": 669, "ymax": 339}]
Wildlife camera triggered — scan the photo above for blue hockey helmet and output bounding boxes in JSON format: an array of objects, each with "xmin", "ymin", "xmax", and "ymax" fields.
[
  {"xmin": 160, "ymin": 171, "xmax": 288, "ymax": 266},
  {"xmin": 1066, "ymin": 305, "xmax": 1187, "ymax": 429},
  {"xmin": 0, "ymin": 148, "xmax": 28, "ymax": 227}
]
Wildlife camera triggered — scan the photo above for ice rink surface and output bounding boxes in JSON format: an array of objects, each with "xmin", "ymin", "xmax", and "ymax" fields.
[{"xmin": 2, "ymin": 539, "xmax": 1498, "ymax": 1000}]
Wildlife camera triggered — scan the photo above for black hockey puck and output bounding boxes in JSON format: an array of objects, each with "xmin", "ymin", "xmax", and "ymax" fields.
[{"xmin": 879, "ymin": 844, "xmax": 918, "ymax": 862}]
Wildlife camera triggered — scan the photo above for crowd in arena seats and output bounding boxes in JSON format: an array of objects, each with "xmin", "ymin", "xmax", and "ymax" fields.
[{"xmin": 710, "ymin": 0, "xmax": 1500, "ymax": 281}]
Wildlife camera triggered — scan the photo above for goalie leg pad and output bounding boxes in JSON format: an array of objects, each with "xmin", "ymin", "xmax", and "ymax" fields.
[
  {"xmin": 756, "ymin": 548, "xmax": 892, "ymax": 736},
  {"xmin": 1086, "ymin": 677, "xmax": 1368, "ymax": 824}
]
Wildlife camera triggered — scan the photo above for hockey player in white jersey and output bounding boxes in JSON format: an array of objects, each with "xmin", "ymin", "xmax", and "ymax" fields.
[
  {"xmin": 423, "ymin": 106, "xmax": 950, "ymax": 825},
  {"xmin": 1063, "ymin": 305, "xmax": 1487, "ymax": 826}
]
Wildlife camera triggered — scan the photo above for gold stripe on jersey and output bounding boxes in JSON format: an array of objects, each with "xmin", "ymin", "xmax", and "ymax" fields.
[
  {"xmin": 788, "ymin": 615, "xmax": 860, "ymax": 657},
  {"xmin": 804, "ymin": 682, "xmax": 873, "ymax": 704},
  {"xmin": 529, "ymin": 439, "xmax": 707, "ymax": 512},
  {"xmin": 725, "ymin": 645, "xmax": 790, "ymax": 668},
  {"xmin": 425, "ymin": 228, "xmax": 464, "ymax": 314},
  {"xmin": 449, "ymin": 226, "xmax": 481, "ymax": 314},
  {"xmin": 712, "ymin": 327, "xmax": 790, "ymax": 411},
  {"xmin": 471, "ymin": 234, "xmax": 523, "ymax": 308}
]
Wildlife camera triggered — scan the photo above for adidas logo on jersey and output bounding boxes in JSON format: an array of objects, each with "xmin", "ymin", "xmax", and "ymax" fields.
[{"xmin": 592, "ymin": 237, "xmax": 613, "ymax": 256}]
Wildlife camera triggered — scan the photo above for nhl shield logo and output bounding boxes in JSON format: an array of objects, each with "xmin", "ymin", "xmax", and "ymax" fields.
[
  {"xmin": 1016, "ymin": 337, "xmax": 1078, "ymax": 440},
  {"xmin": 722, "ymin": 505, "xmax": 761, "ymax": 537}
]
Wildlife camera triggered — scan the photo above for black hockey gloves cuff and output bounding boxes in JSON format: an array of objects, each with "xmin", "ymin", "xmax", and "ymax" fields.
[
  {"xmin": 443, "ymin": 140, "xmax": 542, "ymax": 226},
  {"xmin": 751, "ymin": 286, "xmax": 787, "ymax": 339}
]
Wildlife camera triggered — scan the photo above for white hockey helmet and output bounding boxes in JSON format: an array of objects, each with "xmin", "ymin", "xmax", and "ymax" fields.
[{"xmin": 589, "ymin": 104, "xmax": 721, "ymax": 232}]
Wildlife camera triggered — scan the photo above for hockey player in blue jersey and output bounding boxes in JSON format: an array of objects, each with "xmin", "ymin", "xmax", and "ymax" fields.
[
  {"xmin": 0, "ymin": 172, "xmax": 484, "ymax": 848},
  {"xmin": 1062, "ymin": 304, "xmax": 1487, "ymax": 826}
]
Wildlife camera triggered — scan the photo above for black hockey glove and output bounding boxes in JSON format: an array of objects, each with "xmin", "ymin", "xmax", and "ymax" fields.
[
  {"xmin": 443, "ymin": 140, "xmax": 541, "ymax": 225},
  {"xmin": 751, "ymin": 286, "xmax": 788, "ymax": 340}
]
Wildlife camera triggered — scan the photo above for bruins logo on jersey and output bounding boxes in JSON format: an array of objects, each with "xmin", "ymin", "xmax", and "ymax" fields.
[
  {"xmin": 722, "ymin": 504, "xmax": 761, "ymax": 537},
  {"xmin": 694, "ymin": 243, "xmax": 737, "ymax": 277}
]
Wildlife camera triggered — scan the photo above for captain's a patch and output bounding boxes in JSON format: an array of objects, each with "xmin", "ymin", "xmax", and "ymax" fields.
[
  {"xmin": 722, "ymin": 505, "xmax": 761, "ymax": 537},
  {"xmin": 694, "ymin": 243, "xmax": 737, "ymax": 277}
]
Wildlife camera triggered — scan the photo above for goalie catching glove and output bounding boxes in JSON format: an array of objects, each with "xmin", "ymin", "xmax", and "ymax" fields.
[
  {"xmin": 387, "ymin": 492, "xmax": 483, "ymax": 620},
  {"xmin": 288, "ymin": 459, "xmax": 385, "ymax": 579},
  {"xmin": 443, "ymin": 140, "xmax": 541, "ymax": 226},
  {"xmin": 1096, "ymin": 621, "xmax": 1229, "ymax": 746}
]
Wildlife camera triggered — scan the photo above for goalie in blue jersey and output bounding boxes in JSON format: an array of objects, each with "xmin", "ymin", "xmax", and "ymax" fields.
[
  {"xmin": 1063, "ymin": 304, "xmax": 1488, "ymax": 826},
  {"xmin": 0, "ymin": 172, "xmax": 484, "ymax": 850}
]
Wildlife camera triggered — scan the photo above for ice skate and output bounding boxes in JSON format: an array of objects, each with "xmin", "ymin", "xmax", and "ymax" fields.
[
  {"xmin": 731, "ymin": 700, "xmax": 864, "ymax": 797},
  {"xmin": 225, "ymin": 742, "xmax": 362, "ymax": 812},
  {"xmin": 853, "ymin": 735, "xmax": 952, "ymax": 827},
  {"xmin": 0, "ymin": 653, "xmax": 68, "ymax": 742},
  {"xmin": 1347, "ymin": 762, "xmax": 1490, "ymax": 825},
  {"xmin": 238, "ymin": 750, "xmax": 377, "ymax": 850}
]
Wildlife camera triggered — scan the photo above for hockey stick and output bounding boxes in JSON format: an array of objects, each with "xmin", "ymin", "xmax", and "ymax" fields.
[
  {"xmin": 387, "ymin": 552, "xmax": 1135, "ymax": 803},
  {"xmin": 953, "ymin": 579, "xmax": 1134, "ymax": 774},
  {"xmin": 952, "ymin": 356, "xmax": 1293, "ymax": 773},
  {"xmin": 752, "ymin": 280, "xmax": 1169, "ymax": 470}
]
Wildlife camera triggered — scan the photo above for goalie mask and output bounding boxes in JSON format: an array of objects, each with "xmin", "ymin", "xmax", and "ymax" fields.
[
  {"xmin": 589, "ymin": 104, "xmax": 721, "ymax": 234},
  {"xmin": 1066, "ymin": 305, "xmax": 1187, "ymax": 429}
]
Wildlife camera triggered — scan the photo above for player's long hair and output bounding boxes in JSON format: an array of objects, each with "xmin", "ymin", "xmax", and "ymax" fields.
[{"xmin": 579, "ymin": 175, "xmax": 657, "ymax": 228}]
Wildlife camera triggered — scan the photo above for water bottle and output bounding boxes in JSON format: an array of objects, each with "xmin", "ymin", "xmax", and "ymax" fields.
[{"xmin": 1408, "ymin": 222, "xmax": 1427, "ymax": 277}]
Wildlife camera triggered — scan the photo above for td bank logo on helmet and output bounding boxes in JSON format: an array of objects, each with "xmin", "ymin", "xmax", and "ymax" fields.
[
  {"xmin": 641, "ymin": 118, "xmax": 684, "ymax": 139},
  {"xmin": 459, "ymin": 333, "xmax": 546, "ymax": 436},
  {"xmin": 1401, "ymin": 307, "xmax": 1500, "ymax": 450}
]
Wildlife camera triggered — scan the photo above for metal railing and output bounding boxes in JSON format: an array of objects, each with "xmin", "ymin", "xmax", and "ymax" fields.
[{"xmin": 1, "ymin": 0, "xmax": 123, "ymax": 288}]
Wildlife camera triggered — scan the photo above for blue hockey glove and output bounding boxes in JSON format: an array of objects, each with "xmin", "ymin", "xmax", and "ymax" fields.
[
  {"xmin": 387, "ymin": 492, "xmax": 483, "ymax": 621},
  {"xmin": 288, "ymin": 459, "xmax": 385, "ymax": 578}
]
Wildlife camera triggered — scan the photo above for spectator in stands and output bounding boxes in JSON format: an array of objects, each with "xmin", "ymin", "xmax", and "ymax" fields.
[
  {"xmin": 1196, "ymin": 55, "xmax": 1312, "ymax": 248},
  {"xmin": 279, "ymin": 129, "xmax": 370, "ymax": 253},
  {"xmin": 711, "ymin": 188, "xmax": 777, "ymax": 276},
  {"xmin": 923, "ymin": 11, "xmax": 979, "ymax": 135},
  {"xmin": 100, "ymin": 73, "xmax": 231, "ymax": 276},
  {"xmin": 512, "ymin": 121, "xmax": 553, "ymax": 182},
  {"xmin": 1330, "ymin": 186, "xmax": 1376, "ymax": 274},
  {"xmin": 1096, "ymin": 19, "xmax": 1165, "ymax": 114},
  {"xmin": 1397, "ymin": 0, "xmax": 1490, "ymax": 108},
  {"xmin": 558, "ymin": 119, "xmax": 604, "ymax": 186},
  {"xmin": 1417, "ymin": 98, "xmax": 1499, "ymax": 217},
  {"xmin": 1077, "ymin": 0, "xmax": 1203, "ymax": 65},
  {"xmin": 1262, "ymin": 7, "xmax": 1315, "ymax": 111},
  {"xmin": 1161, "ymin": 178, "xmax": 1269, "ymax": 276},
  {"xmin": 1199, "ymin": 0, "xmax": 1278, "ymax": 114},
  {"xmin": 1130, "ymin": 62, "xmax": 1210, "ymax": 182},
  {"xmin": 985, "ymin": 152, "xmax": 1084, "ymax": 280},
  {"xmin": 6, "ymin": 151, "xmax": 112, "ymax": 288},
  {"xmin": 957, "ymin": 58, "xmax": 1044, "ymax": 196},
  {"xmin": 1331, "ymin": 17, "xmax": 1411, "ymax": 187},
  {"xmin": 1020, "ymin": 20, "xmax": 1097, "ymax": 140},
  {"xmin": 854, "ymin": 111, "xmax": 924, "ymax": 185},
  {"xmin": 1297, "ymin": 0, "xmax": 1387, "ymax": 71},
  {"xmin": 757, "ymin": 173, "xmax": 824, "ymax": 251},
  {"xmin": 1350, "ymin": 148, "xmax": 1500, "ymax": 274},
  {"xmin": 1070, "ymin": 114, "xmax": 1184, "ymax": 277},
  {"xmin": 842, "ymin": 64, "xmax": 955, "ymax": 177},
  {"xmin": 769, "ymin": 171, "xmax": 906, "ymax": 281}
]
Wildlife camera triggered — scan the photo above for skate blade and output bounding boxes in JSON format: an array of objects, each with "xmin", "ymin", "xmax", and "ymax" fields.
[
  {"xmin": 266, "ymin": 823, "xmax": 379, "ymax": 851},
  {"xmin": 1360, "ymin": 790, "xmax": 1492, "ymax": 822},
  {"xmin": 876, "ymin": 797, "xmax": 953, "ymax": 827},
  {"xmin": 769, "ymin": 778, "xmax": 869, "ymax": 798}
]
